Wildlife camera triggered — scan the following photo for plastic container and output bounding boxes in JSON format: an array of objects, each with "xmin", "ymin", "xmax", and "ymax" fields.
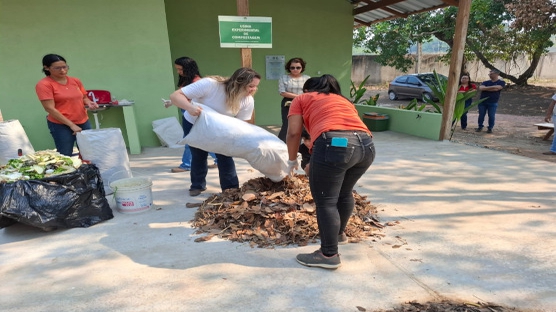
[
  {"xmin": 363, "ymin": 113, "xmax": 390, "ymax": 132},
  {"xmin": 109, "ymin": 177, "xmax": 153, "ymax": 214}
]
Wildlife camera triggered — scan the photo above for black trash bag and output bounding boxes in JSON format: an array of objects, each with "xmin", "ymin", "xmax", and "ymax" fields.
[{"xmin": 0, "ymin": 164, "xmax": 113, "ymax": 230}]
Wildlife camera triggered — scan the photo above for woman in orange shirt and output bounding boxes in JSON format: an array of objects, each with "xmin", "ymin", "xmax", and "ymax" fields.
[
  {"xmin": 35, "ymin": 54, "xmax": 98, "ymax": 156},
  {"xmin": 286, "ymin": 74, "xmax": 375, "ymax": 269}
]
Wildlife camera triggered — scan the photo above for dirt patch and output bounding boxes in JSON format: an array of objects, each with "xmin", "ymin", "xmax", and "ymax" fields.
[{"xmin": 369, "ymin": 82, "xmax": 556, "ymax": 163}]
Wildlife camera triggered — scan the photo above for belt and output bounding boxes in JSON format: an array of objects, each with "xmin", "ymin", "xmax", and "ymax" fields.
[{"xmin": 321, "ymin": 130, "xmax": 370, "ymax": 139}]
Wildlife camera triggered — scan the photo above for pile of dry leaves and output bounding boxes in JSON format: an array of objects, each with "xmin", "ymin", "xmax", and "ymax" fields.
[
  {"xmin": 190, "ymin": 175, "xmax": 392, "ymax": 248},
  {"xmin": 367, "ymin": 299, "xmax": 520, "ymax": 312}
]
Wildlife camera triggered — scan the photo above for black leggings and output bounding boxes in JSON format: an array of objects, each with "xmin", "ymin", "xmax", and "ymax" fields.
[{"xmin": 278, "ymin": 97, "xmax": 293, "ymax": 142}]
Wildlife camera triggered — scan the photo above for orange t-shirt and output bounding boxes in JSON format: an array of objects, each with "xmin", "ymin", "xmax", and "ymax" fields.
[
  {"xmin": 35, "ymin": 76, "xmax": 89, "ymax": 124},
  {"xmin": 288, "ymin": 92, "xmax": 370, "ymax": 149}
]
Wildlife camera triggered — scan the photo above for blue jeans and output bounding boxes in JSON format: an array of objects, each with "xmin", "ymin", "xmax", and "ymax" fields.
[
  {"xmin": 47, "ymin": 119, "xmax": 92, "ymax": 156},
  {"xmin": 551, "ymin": 113, "xmax": 556, "ymax": 153},
  {"xmin": 182, "ymin": 119, "xmax": 238, "ymax": 191},
  {"xmin": 179, "ymin": 146, "xmax": 218, "ymax": 170},
  {"xmin": 179, "ymin": 112, "xmax": 217, "ymax": 170},
  {"xmin": 477, "ymin": 102, "xmax": 498, "ymax": 130},
  {"xmin": 309, "ymin": 131, "xmax": 375, "ymax": 256},
  {"xmin": 460, "ymin": 99, "xmax": 472, "ymax": 129}
]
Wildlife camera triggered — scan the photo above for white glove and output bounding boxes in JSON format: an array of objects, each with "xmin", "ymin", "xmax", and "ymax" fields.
[
  {"xmin": 162, "ymin": 98, "xmax": 172, "ymax": 108},
  {"xmin": 287, "ymin": 159, "xmax": 299, "ymax": 176}
]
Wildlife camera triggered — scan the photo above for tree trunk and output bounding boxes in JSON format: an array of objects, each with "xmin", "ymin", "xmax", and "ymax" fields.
[{"xmin": 434, "ymin": 32, "xmax": 546, "ymax": 87}]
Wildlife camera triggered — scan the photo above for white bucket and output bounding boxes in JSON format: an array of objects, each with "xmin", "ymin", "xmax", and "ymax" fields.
[{"xmin": 109, "ymin": 177, "xmax": 153, "ymax": 214}]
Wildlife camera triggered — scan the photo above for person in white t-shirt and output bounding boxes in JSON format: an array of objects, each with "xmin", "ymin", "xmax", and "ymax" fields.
[
  {"xmin": 277, "ymin": 57, "xmax": 310, "ymax": 142},
  {"xmin": 542, "ymin": 94, "xmax": 556, "ymax": 155},
  {"xmin": 169, "ymin": 67, "xmax": 261, "ymax": 196}
]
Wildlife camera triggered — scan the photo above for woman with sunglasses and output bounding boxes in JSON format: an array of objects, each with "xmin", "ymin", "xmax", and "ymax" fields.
[
  {"xmin": 35, "ymin": 54, "xmax": 99, "ymax": 156},
  {"xmin": 277, "ymin": 57, "xmax": 310, "ymax": 142}
]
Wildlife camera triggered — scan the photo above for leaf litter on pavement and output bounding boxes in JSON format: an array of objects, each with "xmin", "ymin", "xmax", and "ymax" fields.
[
  {"xmin": 190, "ymin": 175, "xmax": 524, "ymax": 311},
  {"xmin": 191, "ymin": 174, "xmax": 389, "ymax": 248}
]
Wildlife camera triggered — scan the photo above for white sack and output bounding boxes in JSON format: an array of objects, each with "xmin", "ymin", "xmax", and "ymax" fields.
[
  {"xmin": 181, "ymin": 103, "xmax": 288, "ymax": 182},
  {"xmin": 0, "ymin": 120, "xmax": 35, "ymax": 165},
  {"xmin": 152, "ymin": 117, "xmax": 184, "ymax": 148},
  {"xmin": 76, "ymin": 128, "xmax": 132, "ymax": 194}
]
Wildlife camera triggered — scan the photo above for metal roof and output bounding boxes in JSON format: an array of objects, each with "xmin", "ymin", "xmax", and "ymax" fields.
[{"xmin": 351, "ymin": 0, "xmax": 459, "ymax": 27}]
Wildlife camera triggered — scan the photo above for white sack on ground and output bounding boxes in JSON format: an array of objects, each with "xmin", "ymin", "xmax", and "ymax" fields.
[
  {"xmin": 152, "ymin": 117, "xmax": 184, "ymax": 148},
  {"xmin": 0, "ymin": 120, "xmax": 35, "ymax": 165},
  {"xmin": 76, "ymin": 128, "xmax": 132, "ymax": 194},
  {"xmin": 181, "ymin": 103, "xmax": 288, "ymax": 182}
]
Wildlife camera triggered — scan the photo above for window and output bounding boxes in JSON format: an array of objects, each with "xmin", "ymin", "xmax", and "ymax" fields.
[{"xmin": 407, "ymin": 76, "xmax": 420, "ymax": 85}]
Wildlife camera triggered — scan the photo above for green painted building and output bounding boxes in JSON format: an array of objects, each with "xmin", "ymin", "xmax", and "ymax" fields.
[{"xmin": 0, "ymin": 0, "xmax": 354, "ymax": 152}]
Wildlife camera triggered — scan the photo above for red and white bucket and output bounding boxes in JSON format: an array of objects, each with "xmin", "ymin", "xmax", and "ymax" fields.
[{"xmin": 109, "ymin": 177, "xmax": 153, "ymax": 213}]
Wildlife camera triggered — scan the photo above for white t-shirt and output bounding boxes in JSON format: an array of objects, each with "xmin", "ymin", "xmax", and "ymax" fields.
[{"xmin": 181, "ymin": 78, "xmax": 254, "ymax": 124}]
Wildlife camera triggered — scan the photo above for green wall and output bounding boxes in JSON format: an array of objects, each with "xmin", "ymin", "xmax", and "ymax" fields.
[
  {"xmin": 164, "ymin": 0, "xmax": 355, "ymax": 126},
  {"xmin": 0, "ymin": 0, "xmax": 175, "ymax": 150},
  {"xmin": 0, "ymin": 0, "xmax": 355, "ymax": 151},
  {"xmin": 355, "ymin": 105, "xmax": 443, "ymax": 140}
]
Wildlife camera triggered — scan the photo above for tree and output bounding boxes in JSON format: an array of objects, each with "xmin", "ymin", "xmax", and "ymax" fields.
[
  {"xmin": 353, "ymin": 14, "xmax": 434, "ymax": 73},
  {"xmin": 353, "ymin": 0, "xmax": 556, "ymax": 86}
]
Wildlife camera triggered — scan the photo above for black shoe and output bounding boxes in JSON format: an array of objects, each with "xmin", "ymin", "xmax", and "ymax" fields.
[
  {"xmin": 475, "ymin": 127, "xmax": 483, "ymax": 132},
  {"xmin": 338, "ymin": 232, "xmax": 348, "ymax": 245},
  {"xmin": 189, "ymin": 188, "xmax": 206, "ymax": 197},
  {"xmin": 296, "ymin": 249, "xmax": 341, "ymax": 269},
  {"xmin": 486, "ymin": 129, "xmax": 493, "ymax": 133}
]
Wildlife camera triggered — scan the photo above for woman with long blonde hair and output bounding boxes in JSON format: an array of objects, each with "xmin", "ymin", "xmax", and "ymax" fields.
[{"xmin": 169, "ymin": 67, "xmax": 261, "ymax": 196}]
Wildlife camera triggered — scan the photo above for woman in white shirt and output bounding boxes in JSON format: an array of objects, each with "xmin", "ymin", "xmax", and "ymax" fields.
[
  {"xmin": 277, "ymin": 57, "xmax": 310, "ymax": 142},
  {"xmin": 169, "ymin": 67, "xmax": 261, "ymax": 196}
]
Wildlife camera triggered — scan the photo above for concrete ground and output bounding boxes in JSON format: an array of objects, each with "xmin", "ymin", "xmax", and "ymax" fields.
[{"xmin": 1, "ymin": 131, "xmax": 555, "ymax": 312}]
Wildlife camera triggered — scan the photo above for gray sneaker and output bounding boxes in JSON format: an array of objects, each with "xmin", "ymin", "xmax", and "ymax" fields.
[
  {"xmin": 296, "ymin": 250, "xmax": 341, "ymax": 269},
  {"xmin": 338, "ymin": 233, "xmax": 348, "ymax": 245}
]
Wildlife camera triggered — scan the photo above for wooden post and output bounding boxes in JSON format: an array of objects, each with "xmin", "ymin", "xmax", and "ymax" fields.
[
  {"xmin": 439, "ymin": 0, "xmax": 472, "ymax": 141},
  {"xmin": 236, "ymin": 0, "xmax": 255, "ymax": 122},
  {"xmin": 416, "ymin": 42, "xmax": 421, "ymax": 74},
  {"xmin": 237, "ymin": 0, "xmax": 252, "ymax": 68}
]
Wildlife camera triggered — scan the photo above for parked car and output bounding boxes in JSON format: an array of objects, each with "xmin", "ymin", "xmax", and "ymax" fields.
[{"xmin": 387, "ymin": 73, "xmax": 447, "ymax": 102}]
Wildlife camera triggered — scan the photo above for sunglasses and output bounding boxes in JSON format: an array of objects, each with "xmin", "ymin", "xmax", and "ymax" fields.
[
  {"xmin": 51, "ymin": 65, "xmax": 69, "ymax": 71},
  {"xmin": 290, "ymin": 66, "xmax": 302, "ymax": 70}
]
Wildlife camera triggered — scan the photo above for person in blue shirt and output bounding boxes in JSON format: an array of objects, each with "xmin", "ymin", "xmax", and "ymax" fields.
[{"xmin": 476, "ymin": 69, "xmax": 506, "ymax": 133}]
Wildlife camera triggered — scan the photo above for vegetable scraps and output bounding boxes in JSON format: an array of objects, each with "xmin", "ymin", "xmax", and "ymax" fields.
[{"xmin": 0, "ymin": 150, "xmax": 82, "ymax": 183}]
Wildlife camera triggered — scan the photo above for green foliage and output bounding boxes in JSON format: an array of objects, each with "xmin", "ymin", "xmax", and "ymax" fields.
[
  {"xmin": 421, "ymin": 71, "xmax": 447, "ymax": 114},
  {"xmin": 360, "ymin": 93, "xmax": 380, "ymax": 106},
  {"xmin": 350, "ymin": 76, "xmax": 380, "ymax": 106},
  {"xmin": 453, "ymin": 91, "xmax": 485, "ymax": 122},
  {"xmin": 350, "ymin": 75, "xmax": 369, "ymax": 104},
  {"xmin": 352, "ymin": 0, "xmax": 556, "ymax": 85},
  {"xmin": 353, "ymin": 15, "xmax": 432, "ymax": 72},
  {"xmin": 404, "ymin": 99, "xmax": 427, "ymax": 111},
  {"xmin": 402, "ymin": 70, "xmax": 488, "ymax": 140}
]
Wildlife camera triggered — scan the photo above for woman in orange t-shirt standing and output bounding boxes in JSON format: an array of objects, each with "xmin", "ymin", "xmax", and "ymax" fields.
[
  {"xmin": 35, "ymin": 54, "xmax": 98, "ymax": 156},
  {"xmin": 286, "ymin": 74, "xmax": 375, "ymax": 269}
]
